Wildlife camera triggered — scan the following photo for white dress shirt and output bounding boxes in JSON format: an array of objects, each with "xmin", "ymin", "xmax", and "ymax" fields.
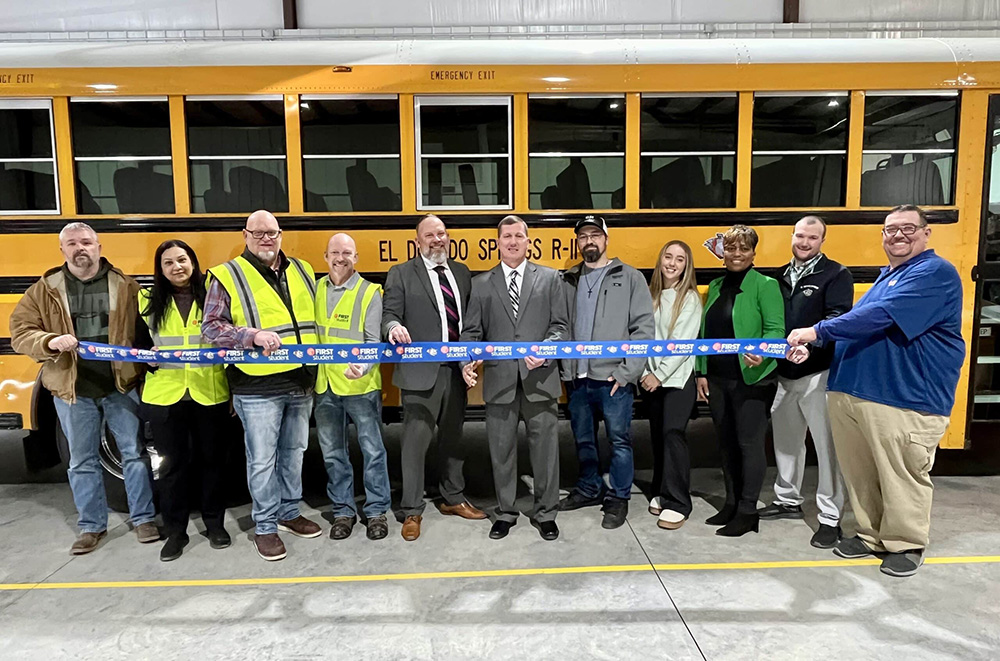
[
  {"xmin": 500, "ymin": 259, "xmax": 528, "ymax": 314},
  {"xmin": 421, "ymin": 254, "xmax": 464, "ymax": 342}
]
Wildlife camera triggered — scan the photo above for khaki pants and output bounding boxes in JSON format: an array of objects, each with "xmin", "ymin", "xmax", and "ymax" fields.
[{"xmin": 827, "ymin": 392, "xmax": 948, "ymax": 553}]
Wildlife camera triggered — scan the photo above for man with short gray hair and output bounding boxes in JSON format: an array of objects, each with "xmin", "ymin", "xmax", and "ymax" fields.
[{"xmin": 10, "ymin": 222, "xmax": 158, "ymax": 555}]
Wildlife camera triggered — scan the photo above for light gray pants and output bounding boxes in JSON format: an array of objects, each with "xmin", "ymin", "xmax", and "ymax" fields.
[{"xmin": 770, "ymin": 371, "xmax": 846, "ymax": 526}]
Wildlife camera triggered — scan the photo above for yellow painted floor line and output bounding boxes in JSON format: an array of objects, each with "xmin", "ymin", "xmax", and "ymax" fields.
[{"xmin": 1, "ymin": 555, "xmax": 998, "ymax": 592}]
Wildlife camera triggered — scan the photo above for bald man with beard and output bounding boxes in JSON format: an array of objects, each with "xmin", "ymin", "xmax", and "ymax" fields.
[{"xmin": 203, "ymin": 210, "xmax": 323, "ymax": 561}]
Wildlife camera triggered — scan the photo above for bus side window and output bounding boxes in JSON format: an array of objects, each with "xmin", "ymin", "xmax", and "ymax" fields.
[{"xmin": 860, "ymin": 93, "xmax": 959, "ymax": 207}]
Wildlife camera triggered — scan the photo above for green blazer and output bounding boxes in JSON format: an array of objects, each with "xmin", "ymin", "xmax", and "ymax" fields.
[{"xmin": 696, "ymin": 268, "xmax": 786, "ymax": 385}]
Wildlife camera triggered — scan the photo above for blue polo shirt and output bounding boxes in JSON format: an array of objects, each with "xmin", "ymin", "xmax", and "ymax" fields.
[{"xmin": 815, "ymin": 250, "xmax": 965, "ymax": 416}]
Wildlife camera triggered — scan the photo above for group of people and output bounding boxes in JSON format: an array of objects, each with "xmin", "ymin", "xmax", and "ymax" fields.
[{"xmin": 9, "ymin": 203, "xmax": 965, "ymax": 578}]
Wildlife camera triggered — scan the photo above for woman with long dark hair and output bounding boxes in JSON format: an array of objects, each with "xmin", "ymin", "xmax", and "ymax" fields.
[
  {"xmin": 136, "ymin": 240, "xmax": 231, "ymax": 561},
  {"xmin": 695, "ymin": 225, "xmax": 785, "ymax": 537},
  {"xmin": 641, "ymin": 240, "xmax": 702, "ymax": 530}
]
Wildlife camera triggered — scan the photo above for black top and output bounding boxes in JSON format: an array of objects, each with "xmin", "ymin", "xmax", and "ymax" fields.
[
  {"xmin": 64, "ymin": 260, "xmax": 116, "ymax": 398},
  {"xmin": 704, "ymin": 267, "xmax": 749, "ymax": 380},
  {"xmin": 777, "ymin": 255, "xmax": 855, "ymax": 380}
]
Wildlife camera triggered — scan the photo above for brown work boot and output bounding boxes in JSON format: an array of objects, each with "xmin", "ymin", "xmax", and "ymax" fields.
[
  {"xmin": 70, "ymin": 531, "xmax": 107, "ymax": 555},
  {"xmin": 254, "ymin": 533, "xmax": 287, "ymax": 561},
  {"xmin": 135, "ymin": 522, "xmax": 161, "ymax": 543},
  {"xmin": 438, "ymin": 501, "xmax": 488, "ymax": 520},
  {"xmin": 277, "ymin": 515, "xmax": 322, "ymax": 539},
  {"xmin": 401, "ymin": 515, "xmax": 422, "ymax": 541}
]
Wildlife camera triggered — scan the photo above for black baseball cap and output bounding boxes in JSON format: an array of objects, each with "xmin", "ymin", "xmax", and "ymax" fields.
[{"xmin": 574, "ymin": 215, "xmax": 608, "ymax": 235}]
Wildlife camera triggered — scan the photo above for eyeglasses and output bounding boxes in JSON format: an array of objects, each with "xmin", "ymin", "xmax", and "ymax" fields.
[
  {"xmin": 245, "ymin": 229, "xmax": 282, "ymax": 240},
  {"xmin": 326, "ymin": 251, "xmax": 355, "ymax": 259},
  {"xmin": 577, "ymin": 233, "xmax": 604, "ymax": 244},
  {"xmin": 882, "ymin": 224, "xmax": 926, "ymax": 237}
]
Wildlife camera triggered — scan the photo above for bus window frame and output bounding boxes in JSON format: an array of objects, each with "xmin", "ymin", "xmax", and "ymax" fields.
[
  {"xmin": 300, "ymin": 93, "xmax": 402, "ymax": 213},
  {"xmin": 639, "ymin": 92, "xmax": 738, "ymax": 210},
  {"xmin": 750, "ymin": 90, "xmax": 850, "ymax": 208},
  {"xmin": 184, "ymin": 94, "xmax": 289, "ymax": 214},
  {"xmin": 414, "ymin": 94, "xmax": 513, "ymax": 212},
  {"xmin": 528, "ymin": 92, "xmax": 626, "ymax": 211},
  {"xmin": 860, "ymin": 89, "xmax": 960, "ymax": 208},
  {"xmin": 0, "ymin": 98, "xmax": 60, "ymax": 216},
  {"xmin": 69, "ymin": 95, "xmax": 173, "ymax": 215}
]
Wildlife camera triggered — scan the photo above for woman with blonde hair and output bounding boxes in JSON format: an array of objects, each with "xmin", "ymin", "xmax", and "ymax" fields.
[{"xmin": 641, "ymin": 240, "xmax": 702, "ymax": 530}]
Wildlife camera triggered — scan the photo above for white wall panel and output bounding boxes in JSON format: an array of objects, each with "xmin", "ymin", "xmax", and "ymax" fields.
[
  {"xmin": 802, "ymin": 0, "xmax": 1000, "ymax": 22},
  {"xmin": 297, "ymin": 0, "xmax": 782, "ymax": 28},
  {"xmin": 0, "ymin": 0, "xmax": 282, "ymax": 31}
]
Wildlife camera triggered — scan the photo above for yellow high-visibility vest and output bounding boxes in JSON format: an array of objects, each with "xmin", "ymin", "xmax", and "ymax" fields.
[
  {"xmin": 315, "ymin": 275, "xmax": 382, "ymax": 396},
  {"xmin": 207, "ymin": 255, "xmax": 319, "ymax": 376},
  {"xmin": 138, "ymin": 289, "xmax": 229, "ymax": 406}
]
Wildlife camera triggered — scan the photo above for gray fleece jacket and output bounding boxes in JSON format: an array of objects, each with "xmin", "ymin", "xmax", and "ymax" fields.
[{"xmin": 559, "ymin": 258, "xmax": 655, "ymax": 386}]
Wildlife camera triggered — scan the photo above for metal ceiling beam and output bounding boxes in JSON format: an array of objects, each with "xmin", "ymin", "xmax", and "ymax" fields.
[{"xmin": 784, "ymin": 0, "xmax": 800, "ymax": 24}]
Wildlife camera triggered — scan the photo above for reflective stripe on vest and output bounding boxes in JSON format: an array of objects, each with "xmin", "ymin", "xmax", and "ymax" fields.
[
  {"xmin": 207, "ymin": 255, "xmax": 319, "ymax": 376},
  {"xmin": 138, "ymin": 289, "xmax": 229, "ymax": 406},
  {"xmin": 315, "ymin": 275, "xmax": 382, "ymax": 397}
]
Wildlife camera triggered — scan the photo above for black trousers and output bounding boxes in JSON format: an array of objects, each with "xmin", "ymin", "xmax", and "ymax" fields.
[
  {"xmin": 145, "ymin": 400, "xmax": 231, "ymax": 536},
  {"xmin": 399, "ymin": 364, "xmax": 468, "ymax": 516},
  {"xmin": 707, "ymin": 376, "xmax": 777, "ymax": 515},
  {"xmin": 647, "ymin": 375, "xmax": 697, "ymax": 517}
]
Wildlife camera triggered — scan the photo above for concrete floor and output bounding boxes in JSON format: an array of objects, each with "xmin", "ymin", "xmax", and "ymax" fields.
[{"xmin": 1, "ymin": 423, "xmax": 999, "ymax": 660}]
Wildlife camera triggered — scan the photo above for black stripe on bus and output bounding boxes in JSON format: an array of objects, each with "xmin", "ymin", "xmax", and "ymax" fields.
[
  {"xmin": 0, "ymin": 266, "xmax": 882, "ymax": 296},
  {"xmin": 0, "ymin": 209, "xmax": 958, "ymax": 234},
  {"xmin": 0, "ymin": 338, "xmax": 12, "ymax": 355}
]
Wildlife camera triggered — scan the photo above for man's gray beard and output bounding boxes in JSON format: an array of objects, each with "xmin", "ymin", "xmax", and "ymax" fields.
[
  {"xmin": 422, "ymin": 247, "xmax": 447, "ymax": 265},
  {"xmin": 72, "ymin": 254, "xmax": 94, "ymax": 268},
  {"xmin": 256, "ymin": 249, "xmax": 276, "ymax": 263}
]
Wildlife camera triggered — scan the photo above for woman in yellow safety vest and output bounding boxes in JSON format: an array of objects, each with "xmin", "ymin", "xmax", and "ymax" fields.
[{"xmin": 136, "ymin": 240, "xmax": 231, "ymax": 562}]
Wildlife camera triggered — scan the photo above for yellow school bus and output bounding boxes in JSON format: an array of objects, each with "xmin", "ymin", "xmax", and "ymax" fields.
[{"xmin": 2, "ymin": 37, "xmax": 999, "ymax": 478}]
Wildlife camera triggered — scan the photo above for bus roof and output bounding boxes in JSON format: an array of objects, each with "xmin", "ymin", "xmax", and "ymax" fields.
[{"xmin": 0, "ymin": 37, "xmax": 999, "ymax": 68}]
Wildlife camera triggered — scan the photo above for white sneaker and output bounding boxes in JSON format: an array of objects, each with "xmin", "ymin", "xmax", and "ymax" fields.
[
  {"xmin": 648, "ymin": 497, "xmax": 662, "ymax": 516},
  {"xmin": 657, "ymin": 509, "xmax": 686, "ymax": 530}
]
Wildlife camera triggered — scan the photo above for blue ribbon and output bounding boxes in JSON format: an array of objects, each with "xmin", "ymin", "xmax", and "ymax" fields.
[{"xmin": 77, "ymin": 339, "xmax": 791, "ymax": 365}]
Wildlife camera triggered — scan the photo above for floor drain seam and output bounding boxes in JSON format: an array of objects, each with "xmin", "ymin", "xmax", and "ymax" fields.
[{"xmin": 627, "ymin": 517, "xmax": 709, "ymax": 661}]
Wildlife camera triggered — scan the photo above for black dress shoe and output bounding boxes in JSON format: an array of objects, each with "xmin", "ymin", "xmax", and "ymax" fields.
[
  {"xmin": 160, "ymin": 534, "xmax": 189, "ymax": 562},
  {"xmin": 538, "ymin": 521, "xmax": 559, "ymax": 541},
  {"xmin": 489, "ymin": 520, "xmax": 515, "ymax": 540},
  {"xmin": 705, "ymin": 505, "xmax": 737, "ymax": 526},
  {"xmin": 206, "ymin": 527, "xmax": 231, "ymax": 549},
  {"xmin": 330, "ymin": 516, "xmax": 357, "ymax": 540},
  {"xmin": 715, "ymin": 512, "xmax": 759, "ymax": 537},
  {"xmin": 758, "ymin": 503, "xmax": 805, "ymax": 520}
]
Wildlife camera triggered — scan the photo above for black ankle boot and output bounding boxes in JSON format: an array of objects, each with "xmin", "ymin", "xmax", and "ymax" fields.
[
  {"xmin": 715, "ymin": 512, "xmax": 759, "ymax": 537},
  {"xmin": 160, "ymin": 534, "xmax": 189, "ymax": 562},
  {"xmin": 705, "ymin": 505, "xmax": 737, "ymax": 526}
]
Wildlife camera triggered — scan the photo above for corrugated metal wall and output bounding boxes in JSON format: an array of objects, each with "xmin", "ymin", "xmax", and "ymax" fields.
[{"xmin": 0, "ymin": 0, "xmax": 997, "ymax": 32}]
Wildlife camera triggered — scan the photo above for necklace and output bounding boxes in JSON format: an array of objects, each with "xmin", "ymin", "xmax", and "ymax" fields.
[{"xmin": 582, "ymin": 265, "xmax": 605, "ymax": 298}]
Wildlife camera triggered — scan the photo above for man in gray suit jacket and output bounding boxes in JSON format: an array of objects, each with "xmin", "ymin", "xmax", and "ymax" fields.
[
  {"xmin": 382, "ymin": 214, "xmax": 487, "ymax": 542},
  {"xmin": 462, "ymin": 216, "xmax": 569, "ymax": 541}
]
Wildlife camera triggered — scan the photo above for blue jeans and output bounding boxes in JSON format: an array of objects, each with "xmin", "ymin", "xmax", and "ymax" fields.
[
  {"xmin": 567, "ymin": 378, "xmax": 635, "ymax": 501},
  {"xmin": 53, "ymin": 389, "xmax": 155, "ymax": 533},
  {"xmin": 314, "ymin": 389, "xmax": 390, "ymax": 518},
  {"xmin": 233, "ymin": 392, "xmax": 313, "ymax": 535}
]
